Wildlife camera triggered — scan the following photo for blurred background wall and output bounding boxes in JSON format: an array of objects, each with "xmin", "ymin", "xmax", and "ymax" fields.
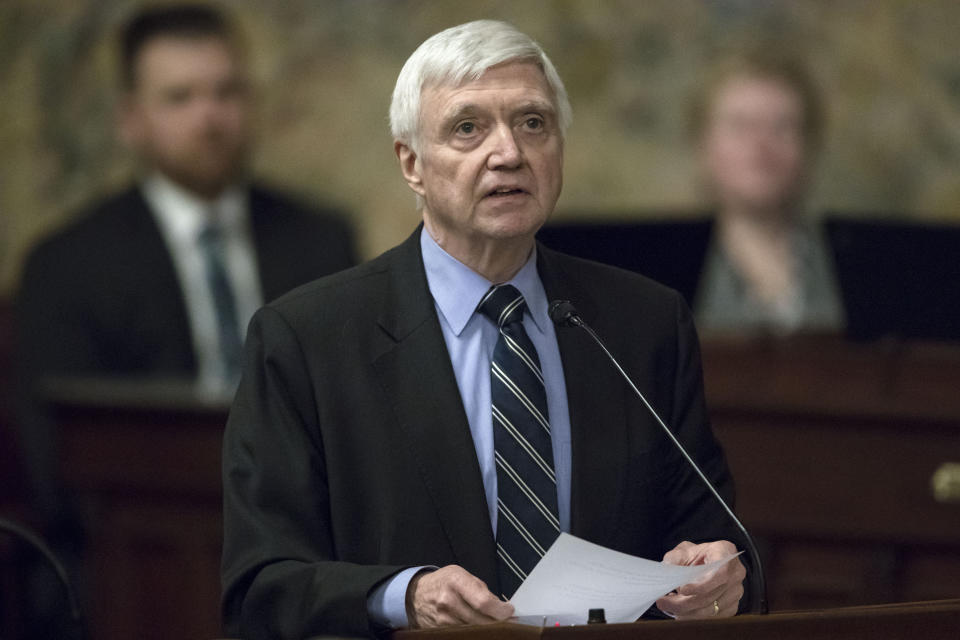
[{"xmin": 2, "ymin": 0, "xmax": 959, "ymax": 297}]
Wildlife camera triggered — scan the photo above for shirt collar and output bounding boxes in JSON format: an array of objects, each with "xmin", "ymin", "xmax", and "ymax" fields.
[
  {"xmin": 142, "ymin": 172, "xmax": 247, "ymax": 242},
  {"xmin": 420, "ymin": 227, "xmax": 549, "ymax": 336}
]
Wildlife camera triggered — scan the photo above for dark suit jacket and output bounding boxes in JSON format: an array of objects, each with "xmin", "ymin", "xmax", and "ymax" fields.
[
  {"xmin": 221, "ymin": 227, "xmax": 743, "ymax": 639},
  {"xmin": 15, "ymin": 183, "xmax": 357, "ymax": 379}
]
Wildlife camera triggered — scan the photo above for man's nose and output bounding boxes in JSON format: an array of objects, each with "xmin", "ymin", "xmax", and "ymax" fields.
[
  {"xmin": 194, "ymin": 93, "xmax": 228, "ymax": 127},
  {"xmin": 487, "ymin": 125, "xmax": 522, "ymax": 169}
]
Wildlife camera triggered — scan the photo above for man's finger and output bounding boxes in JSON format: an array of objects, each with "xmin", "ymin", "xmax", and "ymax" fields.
[
  {"xmin": 677, "ymin": 557, "xmax": 745, "ymax": 595},
  {"xmin": 674, "ymin": 580, "xmax": 726, "ymax": 604},
  {"xmin": 676, "ymin": 568, "xmax": 725, "ymax": 595},
  {"xmin": 683, "ymin": 584, "xmax": 743, "ymax": 619},
  {"xmin": 658, "ymin": 582, "xmax": 743, "ymax": 620},
  {"xmin": 662, "ymin": 540, "xmax": 697, "ymax": 565},
  {"xmin": 656, "ymin": 581, "xmax": 723, "ymax": 616},
  {"xmin": 432, "ymin": 581, "xmax": 490, "ymax": 625},
  {"xmin": 453, "ymin": 574, "xmax": 514, "ymax": 621}
]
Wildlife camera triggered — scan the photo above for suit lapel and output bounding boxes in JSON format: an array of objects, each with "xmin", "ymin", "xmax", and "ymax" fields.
[
  {"xmin": 248, "ymin": 190, "xmax": 278, "ymax": 297},
  {"xmin": 538, "ymin": 246, "xmax": 629, "ymax": 546},
  {"xmin": 248, "ymin": 188, "xmax": 293, "ymax": 300},
  {"xmin": 370, "ymin": 230, "xmax": 499, "ymax": 590},
  {"xmin": 126, "ymin": 187, "xmax": 196, "ymax": 372}
]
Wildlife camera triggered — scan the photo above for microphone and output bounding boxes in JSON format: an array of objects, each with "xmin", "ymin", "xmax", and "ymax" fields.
[{"xmin": 548, "ymin": 300, "xmax": 769, "ymax": 615}]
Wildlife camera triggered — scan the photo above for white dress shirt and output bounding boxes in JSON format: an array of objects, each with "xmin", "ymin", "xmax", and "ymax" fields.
[{"xmin": 142, "ymin": 173, "xmax": 263, "ymax": 392}]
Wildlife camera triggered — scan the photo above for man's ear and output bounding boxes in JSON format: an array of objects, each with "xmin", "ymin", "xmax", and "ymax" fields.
[{"xmin": 395, "ymin": 140, "xmax": 426, "ymax": 198}]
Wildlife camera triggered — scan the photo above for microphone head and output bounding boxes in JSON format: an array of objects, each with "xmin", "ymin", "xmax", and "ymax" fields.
[{"xmin": 548, "ymin": 300, "xmax": 582, "ymax": 327}]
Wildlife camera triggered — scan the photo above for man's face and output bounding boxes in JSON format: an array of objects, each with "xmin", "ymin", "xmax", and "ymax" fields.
[
  {"xmin": 397, "ymin": 61, "xmax": 563, "ymax": 257},
  {"xmin": 121, "ymin": 36, "xmax": 251, "ymax": 198},
  {"xmin": 700, "ymin": 75, "xmax": 808, "ymax": 215}
]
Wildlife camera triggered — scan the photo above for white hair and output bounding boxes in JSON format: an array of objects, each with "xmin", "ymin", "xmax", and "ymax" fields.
[{"xmin": 389, "ymin": 20, "xmax": 572, "ymax": 151}]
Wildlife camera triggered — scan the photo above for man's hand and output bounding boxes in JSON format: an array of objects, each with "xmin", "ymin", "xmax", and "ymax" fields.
[
  {"xmin": 655, "ymin": 540, "xmax": 746, "ymax": 619},
  {"xmin": 405, "ymin": 565, "xmax": 514, "ymax": 629}
]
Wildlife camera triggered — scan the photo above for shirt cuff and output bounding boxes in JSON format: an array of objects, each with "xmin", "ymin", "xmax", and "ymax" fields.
[{"xmin": 367, "ymin": 566, "xmax": 433, "ymax": 629}]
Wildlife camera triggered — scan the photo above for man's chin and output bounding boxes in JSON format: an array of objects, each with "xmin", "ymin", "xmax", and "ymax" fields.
[
  {"xmin": 164, "ymin": 166, "xmax": 243, "ymax": 199},
  {"xmin": 478, "ymin": 213, "xmax": 548, "ymax": 242}
]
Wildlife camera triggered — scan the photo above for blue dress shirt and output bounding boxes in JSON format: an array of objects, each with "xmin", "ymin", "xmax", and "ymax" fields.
[{"xmin": 367, "ymin": 228, "xmax": 573, "ymax": 628}]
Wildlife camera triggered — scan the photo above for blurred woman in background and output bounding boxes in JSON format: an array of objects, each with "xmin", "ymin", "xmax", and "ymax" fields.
[{"xmin": 691, "ymin": 47, "xmax": 845, "ymax": 334}]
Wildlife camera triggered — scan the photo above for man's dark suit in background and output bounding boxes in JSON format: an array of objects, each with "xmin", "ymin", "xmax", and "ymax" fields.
[
  {"xmin": 221, "ymin": 228, "xmax": 741, "ymax": 638},
  {"xmin": 16, "ymin": 184, "xmax": 355, "ymax": 379}
]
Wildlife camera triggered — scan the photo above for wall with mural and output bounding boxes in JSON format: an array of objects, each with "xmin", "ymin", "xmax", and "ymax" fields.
[{"xmin": 2, "ymin": 0, "xmax": 959, "ymax": 295}]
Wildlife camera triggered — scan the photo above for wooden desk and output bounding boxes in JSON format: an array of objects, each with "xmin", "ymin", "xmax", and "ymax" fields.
[
  {"xmin": 702, "ymin": 336, "xmax": 960, "ymax": 609},
  {"xmin": 47, "ymin": 338, "xmax": 960, "ymax": 639}
]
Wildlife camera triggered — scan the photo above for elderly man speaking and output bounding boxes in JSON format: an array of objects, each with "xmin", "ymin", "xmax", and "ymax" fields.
[{"xmin": 221, "ymin": 20, "xmax": 748, "ymax": 639}]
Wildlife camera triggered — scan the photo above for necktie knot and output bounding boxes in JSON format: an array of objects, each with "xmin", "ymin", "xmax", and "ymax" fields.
[
  {"xmin": 479, "ymin": 284, "xmax": 527, "ymax": 329},
  {"xmin": 198, "ymin": 222, "xmax": 225, "ymax": 250}
]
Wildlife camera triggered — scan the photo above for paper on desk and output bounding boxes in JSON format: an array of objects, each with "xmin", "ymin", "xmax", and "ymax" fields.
[{"xmin": 510, "ymin": 532, "xmax": 742, "ymax": 625}]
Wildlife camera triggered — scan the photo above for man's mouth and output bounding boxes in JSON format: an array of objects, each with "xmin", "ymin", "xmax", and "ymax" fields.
[{"xmin": 485, "ymin": 187, "xmax": 528, "ymax": 198}]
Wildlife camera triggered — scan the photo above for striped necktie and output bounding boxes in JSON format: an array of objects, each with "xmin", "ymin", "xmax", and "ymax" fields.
[{"xmin": 478, "ymin": 284, "xmax": 560, "ymax": 598}]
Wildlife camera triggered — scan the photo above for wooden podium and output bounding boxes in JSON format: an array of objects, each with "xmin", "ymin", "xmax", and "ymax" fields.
[
  {"xmin": 393, "ymin": 600, "xmax": 960, "ymax": 640},
  {"xmin": 46, "ymin": 378, "xmax": 229, "ymax": 640}
]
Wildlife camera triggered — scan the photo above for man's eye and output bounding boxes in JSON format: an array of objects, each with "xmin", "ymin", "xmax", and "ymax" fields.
[
  {"xmin": 525, "ymin": 117, "xmax": 544, "ymax": 130},
  {"xmin": 218, "ymin": 79, "xmax": 248, "ymax": 101},
  {"xmin": 162, "ymin": 88, "xmax": 191, "ymax": 105},
  {"xmin": 456, "ymin": 122, "xmax": 476, "ymax": 135}
]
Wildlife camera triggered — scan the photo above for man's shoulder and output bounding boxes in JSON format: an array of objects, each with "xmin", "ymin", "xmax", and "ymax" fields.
[
  {"xmin": 538, "ymin": 244, "xmax": 691, "ymax": 338},
  {"xmin": 262, "ymin": 239, "xmax": 409, "ymax": 321},
  {"xmin": 540, "ymin": 244, "xmax": 684, "ymax": 303},
  {"xmin": 62, "ymin": 184, "xmax": 148, "ymax": 231},
  {"xmin": 249, "ymin": 183, "xmax": 351, "ymax": 230},
  {"xmin": 71, "ymin": 182, "xmax": 149, "ymax": 219},
  {"xmin": 24, "ymin": 185, "xmax": 151, "ymax": 265}
]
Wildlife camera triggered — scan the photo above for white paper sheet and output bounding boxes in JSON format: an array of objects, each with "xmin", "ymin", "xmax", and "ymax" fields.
[{"xmin": 509, "ymin": 533, "xmax": 742, "ymax": 625}]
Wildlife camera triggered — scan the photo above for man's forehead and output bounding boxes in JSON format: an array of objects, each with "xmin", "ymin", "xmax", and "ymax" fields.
[
  {"xmin": 133, "ymin": 36, "xmax": 242, "ymax": 87},
  {"xmin": 430, "ymin": 59, "xmax": 547, "ymax": 90},
  {"xmin": 136, "ymin": 36, "xmax": 238, "ymax": 72},
  {"xmin": 422, "ymin": 61, "xmax": 555, "ymax": 114}
]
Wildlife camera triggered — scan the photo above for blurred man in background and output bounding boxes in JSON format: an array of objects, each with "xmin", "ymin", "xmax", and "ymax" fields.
[
  {"xmin": 17, "ymin": 2, "xmax": 356, "ymax": 392},
  {"xmin": 11, "ymin": 4, "xmax": 356, "ymax": 637}
]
